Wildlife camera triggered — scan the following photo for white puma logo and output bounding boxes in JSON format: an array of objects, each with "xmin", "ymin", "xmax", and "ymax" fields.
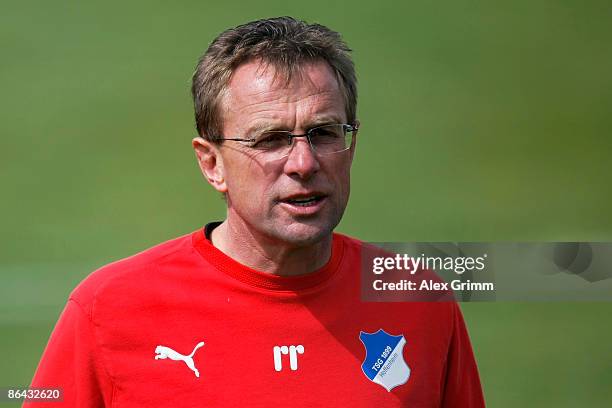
[{"xmin": 154, "ymin": 341, "xmax": 205, "ymax": 378}]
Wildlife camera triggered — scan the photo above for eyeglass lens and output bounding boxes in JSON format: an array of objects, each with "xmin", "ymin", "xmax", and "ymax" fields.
[{"xmin": 252, "ymin": 124, "xmax": 354, "ymax": 159}]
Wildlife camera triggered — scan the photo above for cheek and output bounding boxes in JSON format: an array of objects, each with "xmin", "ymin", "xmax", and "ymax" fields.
[
  {"xmin": 330, "ymin": 160, "xmax": 352, "ymax": 196},
  {"xmin": 226, "ymin": 160, "xmax": 277, "ymax": 203},
  {"xmin": 338, "ymin": 173, "xmax": 351, "ymax": 207}
]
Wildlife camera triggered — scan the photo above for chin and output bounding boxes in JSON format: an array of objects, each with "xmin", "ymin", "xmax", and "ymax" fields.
[{"xmin": 269, "ymin": 221, "xmax": 335, "ymax": 247}]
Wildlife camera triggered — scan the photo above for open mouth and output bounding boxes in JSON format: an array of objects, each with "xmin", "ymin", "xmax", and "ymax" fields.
[{"xmin": 284, "ymin": 196, "xmax": 324, "ymax": 207}]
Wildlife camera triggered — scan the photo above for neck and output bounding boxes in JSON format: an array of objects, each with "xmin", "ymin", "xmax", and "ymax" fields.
[{"xmin": 210, "ymin": 218, "xmax": 333, "ymax": 276}]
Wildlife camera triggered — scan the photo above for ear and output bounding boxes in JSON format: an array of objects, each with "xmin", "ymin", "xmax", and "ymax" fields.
[
  {"xmin": 349, "ymin": 119, "xmax": 359, "ymax": 163},
  {"xmin": 192, "ymin": 137, "xmax": 228, "ymax": 193}
]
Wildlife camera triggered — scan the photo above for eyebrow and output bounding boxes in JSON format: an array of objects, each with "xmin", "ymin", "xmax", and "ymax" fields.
[{"xmin": 244, "ymin": 116, "xmax": 345, "ymax": 136}]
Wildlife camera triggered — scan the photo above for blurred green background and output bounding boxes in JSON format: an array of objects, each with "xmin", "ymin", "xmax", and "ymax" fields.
[{"xmin": 1, "ymin": 0, "xmax": 611, "ymax": 406}]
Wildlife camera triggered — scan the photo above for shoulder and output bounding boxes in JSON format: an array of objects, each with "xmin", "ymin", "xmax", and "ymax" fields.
[
  {"xmin": 69, "ymin": 230, "xmax": 199, "ymax": 317},
  {"xmin": 332, "ymin": 231, "xmax": 364, "ymax": 253},
  {"xmin": 333, "ymin": 231, "xmax": 394, "ymax": 259}
]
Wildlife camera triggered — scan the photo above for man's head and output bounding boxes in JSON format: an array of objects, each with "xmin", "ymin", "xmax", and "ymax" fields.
[
  {"xmin": 191, "ymin": 16, "xmax": 357, "ymax": 142},
  {"xmin": 191, "ymin": 17, "xmax": 358, "ymax": 248}
]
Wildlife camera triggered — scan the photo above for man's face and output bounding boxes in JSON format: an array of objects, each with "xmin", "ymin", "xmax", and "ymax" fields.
[{"xmin": 214, "ymin": 59, "xmax": 355, "ymax": 247}]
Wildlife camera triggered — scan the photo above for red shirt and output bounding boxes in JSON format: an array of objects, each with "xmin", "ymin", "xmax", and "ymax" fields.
[{"xmin": 26, "ymin": 227, "xmax": 484, "ymax": 407}]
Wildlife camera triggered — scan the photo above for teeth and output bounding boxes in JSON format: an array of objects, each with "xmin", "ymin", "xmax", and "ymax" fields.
[{"xmin": 287, "ymin": 196, "xmax": 319, "ymax": 206}]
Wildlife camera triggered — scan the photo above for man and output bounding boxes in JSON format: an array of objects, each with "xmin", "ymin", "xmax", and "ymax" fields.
[{"xmin": 26, "ymin": 17, "xmax": 484, "ymax": 407}]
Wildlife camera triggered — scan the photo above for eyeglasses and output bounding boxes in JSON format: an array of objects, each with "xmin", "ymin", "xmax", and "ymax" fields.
[{"xmin": 217, "ymin": 123, "xmax": 358, "ymax": 160}]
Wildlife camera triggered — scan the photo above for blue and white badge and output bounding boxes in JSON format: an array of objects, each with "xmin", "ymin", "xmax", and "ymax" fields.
[{"xmin": 359, "ymin": 329, "xmax": 410, "ymax": 392}]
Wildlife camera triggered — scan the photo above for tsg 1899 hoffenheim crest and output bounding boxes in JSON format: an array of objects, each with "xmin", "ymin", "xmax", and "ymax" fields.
[{"xmin": 359, "ymin": 329, "xmax": 410, "ymax": 392}]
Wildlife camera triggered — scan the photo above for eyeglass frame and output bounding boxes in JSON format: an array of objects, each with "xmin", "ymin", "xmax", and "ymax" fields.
[{"xmin": 213, "ymin": 123, "xmax": 359, "ymax": 156}]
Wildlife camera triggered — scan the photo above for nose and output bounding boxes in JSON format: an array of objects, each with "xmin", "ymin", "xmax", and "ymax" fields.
[{"xmin": 283, "ymin": 137, "xmax": 320, "ymax": 179}]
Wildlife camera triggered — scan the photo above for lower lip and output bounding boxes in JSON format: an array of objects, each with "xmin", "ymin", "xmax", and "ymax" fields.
[{"xmin": 279, "ymin": 197, "xmax": 327, "ymax": 216}]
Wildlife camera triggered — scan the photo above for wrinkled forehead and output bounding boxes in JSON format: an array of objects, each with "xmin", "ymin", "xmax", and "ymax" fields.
[{"xmin": 222, "ymin": 59, "xmax": 343, "ymax": 112}]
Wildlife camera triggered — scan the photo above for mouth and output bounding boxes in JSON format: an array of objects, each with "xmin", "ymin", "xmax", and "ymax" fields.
[
  {"xmin": 283, "ymin": 196, "xmax": 325, "ymax": 207},
  {"xmin": 278, "ymin": 193, "xmax": 328, "ymax": 214}
]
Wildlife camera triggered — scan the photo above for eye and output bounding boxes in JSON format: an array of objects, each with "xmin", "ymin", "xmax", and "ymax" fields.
[
  {"xmin": 251, "ymin": 132, "xmax": 289, "ymax": 149},
  {"xmin": 309, "ymin": 125, "xmax": 343, "ymax": 144}
]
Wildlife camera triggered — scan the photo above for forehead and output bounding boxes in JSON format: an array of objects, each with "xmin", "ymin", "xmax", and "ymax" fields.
[{"xmin": 222, "ymin": 59, "xmax": 345, "ymax": 128}]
